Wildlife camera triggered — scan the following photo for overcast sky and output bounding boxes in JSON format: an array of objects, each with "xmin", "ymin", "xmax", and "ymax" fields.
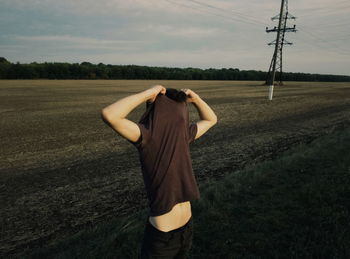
[{"xmin": 0, "ymin": 0, "xmax": 349, "ymax": 75}]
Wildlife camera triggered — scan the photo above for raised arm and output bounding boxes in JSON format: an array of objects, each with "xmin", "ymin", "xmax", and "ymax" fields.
[
  {"xmin": 181, "ymin": 89, "xmax": 217, "ymax": 140},
  {"xmin": 101, "ymin": 85, "xmax": 166, "ymax": 142}
]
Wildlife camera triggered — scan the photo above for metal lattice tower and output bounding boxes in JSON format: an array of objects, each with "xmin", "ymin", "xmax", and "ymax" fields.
[{"xmin": 265, "ymin": 0, "xmax": 297, "ymax": 100}]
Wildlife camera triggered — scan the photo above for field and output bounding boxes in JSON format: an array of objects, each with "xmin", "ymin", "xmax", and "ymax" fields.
[{"xmin": 0, "ymin": 80, "xmax": 349, "ymax": 257}]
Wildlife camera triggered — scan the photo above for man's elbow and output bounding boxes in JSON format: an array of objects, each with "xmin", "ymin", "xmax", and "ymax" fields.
[
  {"xmin": 202, "ymin": 116, "xmax": 217, "ymax": 128},
  {"xmin": 101, "ymin": 110, "xmax": 112, "ymax": 126},
  {"xmin": 101, "ymin": 109, "xmax": 110, "ymax": 121},
  {"xmin": 101, "ymin": 109, "xmax": 119, "ymax": 125},
  {"xmin": 211, "ymin": 115, "xmax": 218, "ymax": 126},
  {"xmin": 101, "ymin": 110, "xmax": 125, "ymax": 132}
]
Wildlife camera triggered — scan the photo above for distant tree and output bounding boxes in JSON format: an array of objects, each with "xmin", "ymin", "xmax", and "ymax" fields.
[
  {"xmin": 81, "ymin": 61, "xmax": 92, "ymax": 66},
  {"xmin": 6, "ymin": 62, "xmax": 38, "ymax": 79},
  {"xmin": 1, "ymin": 58, "xmax": 349, "ymax": 82},
  {"xmin": 0, "ymin": 57, "xmax": 10, "ymax": 63},
  {"xmin": 0, "ymin": 57, "xmax": 11, "ymax": 78},
  {"xmin": 96, "ymin": 63, "xmax": 109, "ymax": 79}
]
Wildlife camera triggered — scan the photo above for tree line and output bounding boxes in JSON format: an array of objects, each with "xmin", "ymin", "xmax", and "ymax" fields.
[{"xmin": 1, "ymin": 57, "xmax": 349, "ymax": 82}]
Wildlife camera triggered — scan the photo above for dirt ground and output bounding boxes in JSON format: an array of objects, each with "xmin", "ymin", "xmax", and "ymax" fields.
[{"xmin": 0, "ymin": 80, "xmax": 349, "ymax": 257}]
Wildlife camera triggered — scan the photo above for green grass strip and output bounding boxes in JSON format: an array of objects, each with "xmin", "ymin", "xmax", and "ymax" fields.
[{"xmin": 28, "ymin": 128, "xmax": 350, "ymax": 259}]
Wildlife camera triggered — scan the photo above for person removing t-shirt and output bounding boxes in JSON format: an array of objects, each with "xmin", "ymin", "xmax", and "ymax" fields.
[{"xmin": 101, "ymin": 85, "xmax": 217, "ymax": 258}]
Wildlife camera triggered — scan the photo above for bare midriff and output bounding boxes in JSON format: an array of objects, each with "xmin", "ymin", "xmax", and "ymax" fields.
[{"xmin": 148, "ymin": 201, "xmax": 192, "ymax": 232}]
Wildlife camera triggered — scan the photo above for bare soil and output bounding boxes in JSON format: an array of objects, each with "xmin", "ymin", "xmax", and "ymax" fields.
[{"xmin": 0, "ymin": 80, "xmax": 349, "ymax": 257}]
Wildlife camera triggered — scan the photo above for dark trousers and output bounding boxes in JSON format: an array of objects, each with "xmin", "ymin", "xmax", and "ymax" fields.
[{"xmin": 139, "ymin": 216, "xmax": 193, "ymax": 259}]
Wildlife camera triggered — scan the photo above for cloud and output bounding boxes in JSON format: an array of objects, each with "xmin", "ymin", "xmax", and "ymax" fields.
[
  {"xmin": 53, "ymin": 47, "xmax": 270, "ymax": 70},
  {"xmin": 135, "ymin": 24, "xmax": 228, "ymax": 39},
  {"xmin": 14, "ymin": 34, "xmax": 129, "ymax": 43},
  {"xmin": 0, "ymin": 0, "xmax": 349, "ymax": 75},
  {"xmin": 3, "ymin": 0, "xmax": 200, "ymax": 17},
  {"xmin": 12, "ymin": 34, "xmax": 146, "ymax": 49}
]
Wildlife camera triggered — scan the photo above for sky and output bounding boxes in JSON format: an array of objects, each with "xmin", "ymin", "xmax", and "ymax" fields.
[{"xmin": 0, "ymin": 0, "xmax": 349, "ymax": 76}]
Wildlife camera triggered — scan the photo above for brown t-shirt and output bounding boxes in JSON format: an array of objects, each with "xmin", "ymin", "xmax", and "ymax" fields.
[{"xmin": 129, "ymin": 94, "xmax": 200, "ymax": 216}]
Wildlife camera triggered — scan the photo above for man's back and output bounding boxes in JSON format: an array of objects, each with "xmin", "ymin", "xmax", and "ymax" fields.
[{"xmin": 130, "ymin": 94, "xmax": 200, "ymax": 228}]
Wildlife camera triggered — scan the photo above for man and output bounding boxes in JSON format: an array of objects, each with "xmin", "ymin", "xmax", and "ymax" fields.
[{"xmin": 101, "ymin": 85, "xmax": 217, "ymax": 258}]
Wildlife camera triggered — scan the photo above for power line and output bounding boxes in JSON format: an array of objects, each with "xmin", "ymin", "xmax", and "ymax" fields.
[
  {"xmin": 302, "ymin": 20, "xmax": 350, "ymax": 28},
  {"xmin": 295, "ymin": 36, "xmax": 349, "ymax": 57},
  {"xmin": 320, "ymin": 35, "xmax": 350, "ymax": 42},
  {"xmin": 297, "ymin": 6, "xmax": 350, "ymax": 19},
  {"xmin": 296, "ymin": 1, "xmax": 350, "ymax": 15},
  {"xmin": 163, "ymin": 0, "xmax": 266, "ymax": 28},
  {"xmin": 298, "ymin": 26, "xmax": 349, "ymax": 52},
  {"xmin": 296, "ymin": 30, "xmax": 349, "ymax": 56},
  {"xmin": 187, "ymin": 0, "xmax": 268, "ymax": 26},
  {"xmin": 162, "ymin": 0, "xmax": 349, "ymax": 73},
  {"xmin": 164, "ymin": 0, "xmax": 349, "ymax": 52},
  {"xmin": 300, "ymin": 25, "xmax": 350, "ymax": 42},
  {"xmin": 296, "ymin": 27, "xmax": 350, "ymax": 42},
  {"xmin": 297, "ymin": 27, "xmax": 350, "ymax": 56}
]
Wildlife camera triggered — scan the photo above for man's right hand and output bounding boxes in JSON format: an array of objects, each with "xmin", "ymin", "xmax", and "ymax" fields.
[{"xmin": 147, "ymin": 85, "xmax": 166, "ymax": 103}]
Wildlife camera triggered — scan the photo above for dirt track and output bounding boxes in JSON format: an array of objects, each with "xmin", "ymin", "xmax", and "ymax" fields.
[{"xmin": 0, "ymin": 80, "xmax": 349, "ymax": 257}]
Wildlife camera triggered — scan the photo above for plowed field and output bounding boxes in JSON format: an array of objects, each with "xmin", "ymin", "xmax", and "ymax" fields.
[{"xmin": 1, "ymin": 80, "xmax": 349, "ymax": 257}]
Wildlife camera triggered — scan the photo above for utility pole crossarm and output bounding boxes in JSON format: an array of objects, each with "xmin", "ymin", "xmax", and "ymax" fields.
[{"xmin": 266, "ymin": 26, "xmax": 297, "ymax": 33}]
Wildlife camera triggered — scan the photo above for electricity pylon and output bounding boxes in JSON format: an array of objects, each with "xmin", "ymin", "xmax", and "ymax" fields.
[{"xmin": 265, "ymin": 0, "xmax": 297, "ymax": 100}]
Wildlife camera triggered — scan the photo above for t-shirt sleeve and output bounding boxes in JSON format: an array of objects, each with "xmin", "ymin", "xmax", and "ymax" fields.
[
  {"xmin": 188, "ymin": 123, "xmax": 198, "ymax": 144},
  {"xmin": 128, "ymin": 123, "xmax": 150, "ymax": 148}
]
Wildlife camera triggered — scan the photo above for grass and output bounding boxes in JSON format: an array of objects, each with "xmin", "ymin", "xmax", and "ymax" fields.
[{"xmin": 27, "ymin": 127, "xmax": 350, "ymax": 259}]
